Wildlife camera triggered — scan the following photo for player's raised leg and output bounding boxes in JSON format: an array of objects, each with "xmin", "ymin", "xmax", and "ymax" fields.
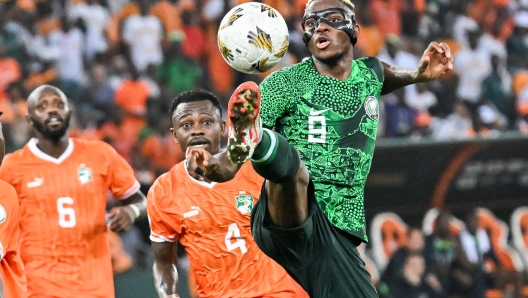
[{"xmin": 226, "ymin": 82, "xmax": 310, "ymax": 228}]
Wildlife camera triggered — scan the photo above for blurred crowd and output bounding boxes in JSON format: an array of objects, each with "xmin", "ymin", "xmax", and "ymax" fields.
[
  {"xmin": 370, "ymin": 208, "xmax": 528, "ymax": 298},
  {"xmin": 1, "ymin": 0, "xmax": 528, "ymax": 178}
]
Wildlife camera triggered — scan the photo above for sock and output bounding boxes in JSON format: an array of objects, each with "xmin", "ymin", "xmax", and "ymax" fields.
[{"xmin": 251, "ymin": 128, "xmax": 300, "ymax": 183}]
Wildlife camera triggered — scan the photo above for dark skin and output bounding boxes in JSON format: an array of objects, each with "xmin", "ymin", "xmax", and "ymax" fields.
[
  {"xmin": 25, "ymin": 85, "xmax": 146, "ymax": 233},
  {"xmin": 187, "ymin": 0, "xmax": 454, "ymax": 230},
  {"xmin": 152, "ymin": 100, "xmax": 228, "ymax": 298},
  {"xmin": 306, "ymin": 0, "xmax": 453, "ymax": 91}
]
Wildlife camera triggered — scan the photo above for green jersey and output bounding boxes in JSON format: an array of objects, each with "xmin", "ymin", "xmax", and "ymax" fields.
[{"xmin": 259, "ymin": 57, "xmax": 384, "ymax": 241}]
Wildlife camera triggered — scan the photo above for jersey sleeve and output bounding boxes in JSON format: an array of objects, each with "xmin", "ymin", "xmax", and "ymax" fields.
[
  {"xmin": 147, "ymin": 177, "xmax": 179, "ymax": 243},
  {"xmin": 361, "ymin": 57, "xmax": 385, "ymax": 97},
  {"xmin": 0, "ymin": 181, "xmax": 18, "ymax": 261},
  {"xmin": 0, "ymin": 154, "xmax": 15, "ymax": 186},
  {"xmin": 259, "ymin": 71, "xmax": 291, "ymax": 128},
  {"xmin": 102, "ymin": 143, "xmax": 140, "ymax": 200}
]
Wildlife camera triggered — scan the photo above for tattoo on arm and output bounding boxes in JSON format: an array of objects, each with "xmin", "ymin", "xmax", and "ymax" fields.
[
  {"xmin": 152, "ymin": 241, "xmax": 179, "ymax": 297},
  {"xmin": 380, "ymin": 62, "xmax": 420, "ymax": 95}
]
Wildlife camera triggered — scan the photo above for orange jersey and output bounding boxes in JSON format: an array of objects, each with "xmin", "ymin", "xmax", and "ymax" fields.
[
  {"xmin": 148, "ymin": 162, "xmax": 307, "ymax": 298},
  {"xmin": 0, "ymin": 138, "xmax": 140, "ymax": 298},
  {"xmin": 0, "ymin": 180, "xmax": 27, "ymax": 297}
]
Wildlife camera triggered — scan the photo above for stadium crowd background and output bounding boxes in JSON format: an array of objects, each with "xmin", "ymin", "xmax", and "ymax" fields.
[{"xmin": 0, "ymin": 0, "xmax": 528, "ymax": 297}]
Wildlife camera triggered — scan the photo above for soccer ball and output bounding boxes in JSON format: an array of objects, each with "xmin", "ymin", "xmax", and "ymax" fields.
[{"xmin": 217, "ymin": 2, "xmax": 289, "ymax": 74}]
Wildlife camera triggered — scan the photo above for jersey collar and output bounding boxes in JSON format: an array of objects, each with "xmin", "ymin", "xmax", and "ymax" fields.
[
  {"xmin": 28, "ymin": 138, "xmax": 74, "ymax": 164},
  {"xmin": 183, "ymin": 160, "xmax": 217, "ymax": 189}
]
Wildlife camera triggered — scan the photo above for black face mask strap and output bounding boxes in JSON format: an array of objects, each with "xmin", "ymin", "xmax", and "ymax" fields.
[{"xmin": 302, "ymin": 8, "xmax": 357, "ymax": 46}]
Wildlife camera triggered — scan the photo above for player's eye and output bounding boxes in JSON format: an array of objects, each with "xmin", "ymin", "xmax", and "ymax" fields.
[
  {"xmin": 203, "ymin": 120, "xmax": 213, "ymax": 126},
  {"xmin": 304, "ymin": 19, "xmax": 316, "ymax": 28},
  {"xmin": 56, "ymin": 102, "xmax": 64, "ymax": 108},
  {"xmin": 181, "ymin": 123, "xmax": 191, "ymax": 129},
  {"xmin": 37, "ymin": 104, "xmax": 46, "ymax": 110}
]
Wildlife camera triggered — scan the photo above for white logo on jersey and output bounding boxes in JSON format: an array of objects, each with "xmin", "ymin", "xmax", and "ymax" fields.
[
  {"xmin": 310, "ymin": 107, "xmax": 331, "ymax": 116},
  {"xmin": 184, "ymin": 206, "xmax": 201, "ymax": 218},
  {"xmin": 364, "ymin": 96, "xmax": 379, "ymax": 121},
  {"xmin": 78, "ymin": 164, "xmax": 93, "ymax": 185},
  {"xmin": 0, "ymin": 205, "xmax": 6, "ymax": 223},
  {"xmin": 27, "ymin": 178, "xmax": 43, "ymax": 188}
]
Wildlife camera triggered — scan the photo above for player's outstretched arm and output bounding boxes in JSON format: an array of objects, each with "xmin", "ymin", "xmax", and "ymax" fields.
[
  {"xmin": 107, "ymin": 191, "xmax": 147, "ymax": 233},
  {"xmin": 380, "ymin": 42, "xmax": 453, "ymax": 95},
  {"xmin": 152, "ymin": 241, "xmax": 179, "ymax": 298},
  {"xmin": 186, "ymin": 147, "xmax": 241, "ymax": 183}
]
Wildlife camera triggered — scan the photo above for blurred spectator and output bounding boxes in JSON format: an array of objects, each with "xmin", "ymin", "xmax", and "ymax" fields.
[
  {"xmin": 1, "ymin": 82, "xmax": 29, "ymax": 151},
  {"xmin": 0, "ymin": 43, "xmax": 21, "ymax": 101},
  {"xmin": 180, "ymin": 9, "xmax": 207, "ymax": 62},
  {"xmin": 108, "ymin": 54, "xmax": 130, "ymax": 90},
  {"xmin": 122, "ymin": 0, "xmax": 163, "ymax": 72},
  {"xmin": 356, "ymin": 7, "xmax": 384, "ymax": 57},
  {"xmin": 405, "ymin": 82, "xmax": 437, "ymax": 113},
  {"xmin": 138, "ymin": 105, "xmax": 184, "ymax": 176},
  {"xmin": 506, "ymin": 11, "xmax": 528, "ymax": 71},
  {"xmin": 383, "ymin": 91, "xmax": 418, "ymax": 138},
  {"xmin": 369, "ymin": 0, "xmax": 404, "ymax": 37},
  {"xmin": 80, "ymin": 64, "xmax": 115, "ymax": 114},
  {"xmin": 0, "ymin": 14, "xmax": 26, "ymax": 63},
  {"xmin": 381, "ymin": 228, "xmax": 425, "ymax": 283},
  {"xmin": 149, "ymin": 0, "xmax": 183, "ymax": 44},
  {"xmin": 454, "ymin": 28, "xmax": 491, "ymax": 125},
  {"xmin": 68, "ymin": 0, "xmax": 111, "ymax": 62},
  {"xmin": 514, "ymin": 70, "xmax": 528, "ymax": 133},
  {"xmin": 377, "ymin": 34, "xmax": 419, "ymax": 100},
  {"xmin": 474, "ymin": 103, "xmax": 507, "ymax": 137},
  {"xmin": 156, "ymin": 37, "xmax": 204, "ymax": 97},
  {"xmin": 423, "ymin": 211, "xmax": 464, "ymax": 297},
  {"xmin": 48, "ymin": 17, "xmax": 84, "ymax": 84},
  {"xmin": 379, "ymin": 253, "xmax": 435, "ymax": 298},
  {"xmin": 457, "ymin": 209, "xmax": 525, "ymax": 298},
  {"xmin": 114, "ymin": 66, "xmax": 150, "ymax": 118},
  {"xmin": 481, "ymin": 54, "xmax": 514, "ymax": 126},
  {"xmin": 433, "ymin": 102, "xmax": 473, "ymax": 140}
]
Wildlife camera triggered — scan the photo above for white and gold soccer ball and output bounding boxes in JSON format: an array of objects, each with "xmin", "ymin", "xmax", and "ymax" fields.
[{"xmin": 217, "ymin": 2, "xmax": 289, "ymax": 74}]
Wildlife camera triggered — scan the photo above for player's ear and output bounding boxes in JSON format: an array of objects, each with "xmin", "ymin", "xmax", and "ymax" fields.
[
  {"xmin": 25, "ymin": 114, "xmax": 33, "ymax": 127},
  {"xmin": 170, "ymin": 128, "xmax": 178, "ymax": 143},
  {"xmin": 220, "ymin": 120, "xmax": 226, "ymax": 135},
  {"xmin": 353, "ymin": 24, "xmax": 360, "ymax": 39}
]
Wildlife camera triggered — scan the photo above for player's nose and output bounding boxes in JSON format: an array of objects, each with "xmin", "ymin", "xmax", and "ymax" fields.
[{"xmin": 315, "ymin": 21, "xmax": 330, "ymax": 33}]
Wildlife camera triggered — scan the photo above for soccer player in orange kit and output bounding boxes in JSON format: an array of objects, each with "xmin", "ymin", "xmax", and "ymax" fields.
[
  {"xmin": 0, "ymin": 85, "xmax": 147, "ymax": 298},
  {"xmin": 147, "ymin": 90, "xmax": 307, "ymax": 298},
  {"xmin": 0, "ymin": 113, "xmax": 27, "ymax": 297}
]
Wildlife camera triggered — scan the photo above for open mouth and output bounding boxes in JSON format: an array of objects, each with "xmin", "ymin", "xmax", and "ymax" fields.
[
  {"xmin": 46, "ymin": 116, "xmax": 63, "ymax": 127},
  {"xmin": 188, "ymin": 140, "xmax": 210, "ymax": 147},
  {"xmin": 316, "ymin": 37, "xmax": 330, "ymax": 49}
]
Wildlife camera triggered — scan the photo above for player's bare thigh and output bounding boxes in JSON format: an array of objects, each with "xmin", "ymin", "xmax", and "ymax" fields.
[{"xmin": 264, "ymin": 161, "xmax": 310, "ymax": 229}]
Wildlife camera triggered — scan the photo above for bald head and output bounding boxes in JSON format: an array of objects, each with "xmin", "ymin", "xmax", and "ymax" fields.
[
  {"xmin": 27, "ymin": 85, "xmax": 69, "ymax": 114},
  {"xmin": 26, "ymin": 85, "xmax": 72, "ymax": 143}
]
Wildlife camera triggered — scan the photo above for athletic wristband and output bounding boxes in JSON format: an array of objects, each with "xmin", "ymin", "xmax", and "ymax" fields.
[{"xmin": 128, "ymin": 204, "xmax": 140, "ymax": 220}]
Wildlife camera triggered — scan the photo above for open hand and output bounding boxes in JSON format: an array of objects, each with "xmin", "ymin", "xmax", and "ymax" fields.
[{"xmin": 417, "ymin": 42, "xmax": 454, "ymax": 82}]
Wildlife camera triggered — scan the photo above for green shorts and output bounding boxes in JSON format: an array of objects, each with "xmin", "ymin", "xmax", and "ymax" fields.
[{"xmin": 250, "ymin": 180, "xmax": 378, "ymax": 298}]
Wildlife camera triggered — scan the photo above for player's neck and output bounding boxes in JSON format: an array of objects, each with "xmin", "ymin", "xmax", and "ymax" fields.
[
  {"xmin": 312, "ymin": 55, "xmax": 353, "ymax": 81},
  {"xmin": 35, "ymin": 134, "xmax": 70, "ymax": 159}
]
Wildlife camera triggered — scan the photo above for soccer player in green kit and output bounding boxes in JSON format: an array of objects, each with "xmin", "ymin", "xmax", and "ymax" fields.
[{"xmin": 185, "ymin": 0, "xmax": 453, "ymax": 296}]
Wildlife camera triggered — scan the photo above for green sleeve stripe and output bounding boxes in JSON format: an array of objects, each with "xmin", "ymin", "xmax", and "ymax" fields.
[{"xmin": 252, "ymin": 129, "xmax": 278, "ymax": 163}]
